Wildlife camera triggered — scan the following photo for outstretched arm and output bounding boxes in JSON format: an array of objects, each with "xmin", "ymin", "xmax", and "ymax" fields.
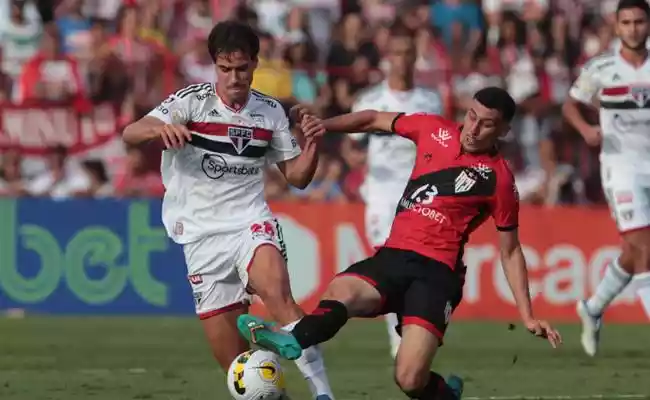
[{"xmin": 321, "ymin": 110, "xmax": 402, "ymax": 134}]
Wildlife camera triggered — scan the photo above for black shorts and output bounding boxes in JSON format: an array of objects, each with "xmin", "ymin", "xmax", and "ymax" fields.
[{"xmin": 339, "ymin": 247, "xmax": 464, "ymax": 342}]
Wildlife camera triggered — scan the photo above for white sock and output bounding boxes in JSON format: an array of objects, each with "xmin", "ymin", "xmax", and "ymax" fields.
[
  {"xmin": 283, "ymin": 320, "xmax": 334, "ymax": 399},
  {"xmin": 586, "ymin": 258, "xmax": 632, "ymax": 316},
  {"xmin": 635, "ymin": 272, "xmax": 650, "ymax": 319},
  {"xmin": 384, "ymin": 313, "xmax": 401, "ymax": 359}
]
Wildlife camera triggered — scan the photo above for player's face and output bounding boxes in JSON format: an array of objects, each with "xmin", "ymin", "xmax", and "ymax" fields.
[
  {"xmin": 386, "ymin": 36, "xmax": 416, "ymax": 77},
  {"xmin": 215, "ymin": 51, "xmax": 257, "ymax": 100},
  {"xmin": 460, "ymin": 99, "xmax": 509, "ymax": 153},
  {"xmin": 616, "ymin": 8, "xmax": 649, "ymax": 51}
]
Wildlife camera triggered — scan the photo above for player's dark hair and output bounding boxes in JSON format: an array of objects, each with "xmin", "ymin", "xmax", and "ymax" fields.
[
  {"xmin": 473, "ymin": 87, "xmax": 517, "ymax": 123},
  {"xmin": 207, "ymin": 20, "xmax": 260, "ymax": 62},
  {"xmin": 617, "ymin": 0, "xmax": 650, "ymax": 16}
]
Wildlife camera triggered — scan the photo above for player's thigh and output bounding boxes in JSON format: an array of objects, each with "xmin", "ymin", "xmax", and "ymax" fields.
[
  {"xmin": 183, "ymin": 235, "xmax": 251, "ymax": 369},
  {"xmin": 201, "ymin": 303, "xmax": 250, "ymax": 370},
  {"xmin": 334, "ymin": 248, "xmax": 405, "ymax": 317},
  {"xmin": 183, "ymin": 233, "xmax": 251, "ymax": 317},
  {"xmin": 603, "ymin": 165, "xmax": 650, "ymax": 271},
  {"xmin": 399, "ymin": 259, "xmax": 460, "ymax": 345},
  {"xmin": 238, "ymin": 219, "xmax": 295, "ymax": 306},
  {"xmin": 602, "ymin": 164, "xmax": 650, "ymax": 235}
]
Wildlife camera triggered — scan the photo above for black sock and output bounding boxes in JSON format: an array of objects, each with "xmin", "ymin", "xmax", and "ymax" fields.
[
  {"xmin": 290, "ymin": 300, "xmax": 348, "ymax": 349},
  {"xmin": 413, "ymin": 372, "xmax": 455, "ymax": 400}
]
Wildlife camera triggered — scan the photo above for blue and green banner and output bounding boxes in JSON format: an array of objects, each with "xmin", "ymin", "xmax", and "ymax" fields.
[{"xmin": 0, "ymin": 198, "xmax": 193, "ymax": 314}]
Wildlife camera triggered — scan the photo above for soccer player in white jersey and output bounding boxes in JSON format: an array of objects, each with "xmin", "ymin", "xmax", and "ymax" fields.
[
  {"xmin": 349, "ymin": 23, "xmax": 445, "ymax": 358},
  {"xmin": 562, "ymin": 0, "xmax": 650, "ymax": 357},
  {"xmin": 122, "ymin": 21, "xmax": 334, "ymax": 399}
]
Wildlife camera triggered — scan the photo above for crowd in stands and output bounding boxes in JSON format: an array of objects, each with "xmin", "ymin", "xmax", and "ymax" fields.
[{"xmin": 0, "ymin": 0, "xmax": 623, "ymax": 205}]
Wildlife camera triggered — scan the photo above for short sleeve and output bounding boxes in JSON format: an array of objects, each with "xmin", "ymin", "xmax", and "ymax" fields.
[
  {"xmin": 569, "ymin": 63, "xmax": 600, "ymax": 104},
  {"xmin": 266, "ymin": 112, "xmax": 301, "ymax": 164},
  {"xmin": 491, "ymin": 170, "xmax": 519, "ymax": 231},
  {"xmin": 146, "ymin": 92, "xmax": 192, "ymax": 125},
  {"xmin": 391, "ymin": 113, "xmax": 439, "ymax": 143}
]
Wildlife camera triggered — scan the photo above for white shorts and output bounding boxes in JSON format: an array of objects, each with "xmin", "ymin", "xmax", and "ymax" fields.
[
  {"xmin": 601, "ymin": 162, "xmax": 650, "ymax": 233},
  {"xmin": 365, "ymin": 203, "xmax": 397, "ymax": 248},
  {"xmin": 183, "ymin": 218, "xmax": 286, "ymax": 319}
]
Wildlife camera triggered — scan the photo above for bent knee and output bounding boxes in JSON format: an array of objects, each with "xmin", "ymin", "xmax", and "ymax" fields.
[
  {"xmin": 394, "ymin": 365, "xmax": 429, "ymax": 395},
  {"xmin": 322, "ymin": 276, "xmax": 382, "ymax": 316}
]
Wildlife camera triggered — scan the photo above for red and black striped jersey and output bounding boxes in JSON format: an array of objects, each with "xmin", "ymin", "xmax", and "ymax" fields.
[{"xmin": 384, "ymin": 113, "xmax": 519, "ymax": 269}]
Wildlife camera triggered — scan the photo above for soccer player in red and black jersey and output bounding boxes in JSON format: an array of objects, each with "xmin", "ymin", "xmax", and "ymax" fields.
[{"xmin": 238, "ymin": 87, "xmax": 562, "ymax": 400}]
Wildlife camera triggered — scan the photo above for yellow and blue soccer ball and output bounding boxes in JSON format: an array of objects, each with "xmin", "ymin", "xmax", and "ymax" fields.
[{"xmin": 227, "ymin": 350, "xmax": 287, "ymax": 400}]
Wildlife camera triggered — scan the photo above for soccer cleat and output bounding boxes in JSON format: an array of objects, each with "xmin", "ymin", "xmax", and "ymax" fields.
[
  {"xmin": 576, "ymin": 300, "xmax": 602, "ymax": 357},
  {"xmin": 315, "ymin": 396, "xmax": 333, "ymax": 400},
  {"xmin": 446, "ymin": 375, "xmax": 464, "ymax": 399},
  {"xmin": 237, "ymin": 314, "xmax": 303, "ymax": 360}
]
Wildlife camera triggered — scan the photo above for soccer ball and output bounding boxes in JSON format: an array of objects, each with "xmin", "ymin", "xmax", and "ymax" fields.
[{"xmin": 227, "ymin": 350, "xmax": 287, "ymax": 400}]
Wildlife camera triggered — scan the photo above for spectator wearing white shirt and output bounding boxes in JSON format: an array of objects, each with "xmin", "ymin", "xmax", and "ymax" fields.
[
  {"xmin": 0, "ymin": 0, "xmax": 42, "ymax": 82},
  {"xmin": 28, "ymin": 145, "xmax": 90, "ymax": 199}
]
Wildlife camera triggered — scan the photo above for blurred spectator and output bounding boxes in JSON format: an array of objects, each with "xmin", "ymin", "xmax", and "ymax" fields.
[
  {"xmin": 180, "ymin": 33, "xmax": 216, "ymax": 84},
  {"xmin": 0, "ymin": 0, "xmax": 43, "ymax": 87},
  {"xmin": 76, "ymin": 159, "xmax": 113, "ymax": 197},
  {"xmin": 56, "ymin": 0, "xmax": 93, "ymax": 59},
  {"xmin": 0, "ymin": 148, "xmax": 27, "ymax": 196},
  {"xmin": 27, "ymin": 145, "xmax": 90, "ymax": 198},
  {"xmin": 113, "ymin": 145, "xmax": 164, "ymax": 198},
  {"xmin": 430, "ymin": 0, "xmax": 483, "ymax": 52},
  {"xmin": 326, "ymin": 12, "xmax": 378, "ymax": 75},
  {"xmin": 251, "ymin": 31, "xmax": 294, "ymax": 102},
  {"xmin": 0, "ymin": 0, "xmax": 635, "ymax": 206},
  {"xmin": 290, "ymin": 155, "xmax": 346, "ymax": 203},
  {"xmin": 15, "ymin": 29, "xmax": 86, "ymax": 104},
  {"xmin": 283, "ymin": 31, "xmax": 324, "ymax": 103}
]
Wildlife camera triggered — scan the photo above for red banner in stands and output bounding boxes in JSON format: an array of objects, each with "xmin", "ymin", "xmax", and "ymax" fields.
[
  {"xmin": 250, "ymin": 203, "xmax": 647, "ymax": 323},
  {"xmin": 0, "ymin": 102, "xmax": 119, "ymax": 155}
]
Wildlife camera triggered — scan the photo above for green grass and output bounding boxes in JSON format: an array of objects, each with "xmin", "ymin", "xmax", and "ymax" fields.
[{"xmin": 0, "ymin": 317, "xmax": 648, "ymax": 400}]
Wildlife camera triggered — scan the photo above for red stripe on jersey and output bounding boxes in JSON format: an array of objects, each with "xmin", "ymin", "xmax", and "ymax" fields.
[
  {"xmin": 602, "ymin": 86, "xmax": 630, "ymax": 96},
  {"xmin": 187, "ymin": 122, "xmax": 273, "ymax": 142}
]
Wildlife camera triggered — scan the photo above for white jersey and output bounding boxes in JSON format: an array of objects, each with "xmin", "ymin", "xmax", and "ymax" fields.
[
  {"xmin": 352, "ymin": 82, "xmax": 443, "ymax": 204},
  {"xmin": 147, "ymin": 83, "xmax": 300, "ymax": 244},
  {"xmin": 351, "ymin": 82, "xmax": 442, "ymax": 246},
  {"xmin": 569, "ymin": 51, "xmax": 650, "ymax": 163}
]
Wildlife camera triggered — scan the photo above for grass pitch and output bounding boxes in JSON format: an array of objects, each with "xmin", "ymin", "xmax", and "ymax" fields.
[{"xmin": 0, "ymin": 317, "xmax": 648, "ymax": 400}]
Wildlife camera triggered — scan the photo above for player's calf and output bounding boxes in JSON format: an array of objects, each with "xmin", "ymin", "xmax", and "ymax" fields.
[
  {"xmin": 201, "ymin": 304, "xmax": 250, "ymax": 370},
  {"xmin": 626, "ymin": 229, "xmax": 650, "ymax": 319},
  {"xmin": 247, "ymin": 244, "xmax": 303, "ymax": 325},
  {"xmin": 395, "ymin": 325, "xmax": 459, "ymax": 399}
]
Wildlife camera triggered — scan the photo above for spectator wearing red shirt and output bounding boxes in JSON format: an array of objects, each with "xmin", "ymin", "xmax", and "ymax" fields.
[{"xmin": 14, "ymin": 29, "xmax": 86, "ymax": 104}]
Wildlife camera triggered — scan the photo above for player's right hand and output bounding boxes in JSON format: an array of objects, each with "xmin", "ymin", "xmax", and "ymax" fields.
[
  {"xmin": 524, "ymin": 319, "xmax": 562, "ymax": 348},
  {"xmin": 579, "ymin": 125, "xmax": 601, "ymax": 147},
  {"xmin": 159, "ymin": 124, "xmax": 192, "ymax": 149}
]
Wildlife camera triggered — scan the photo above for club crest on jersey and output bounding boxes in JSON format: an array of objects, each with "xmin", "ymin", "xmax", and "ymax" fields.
[
  {"xmin": 631, "ymin": 86, "xmax": 650, "ymax": 107},
  {"xmin": 455, "ymin": 169, "xmax": 477, "ymax": 193},
  {"xmin": 228, "ymin": 126, "xmax": 253, "ymax": 154}
]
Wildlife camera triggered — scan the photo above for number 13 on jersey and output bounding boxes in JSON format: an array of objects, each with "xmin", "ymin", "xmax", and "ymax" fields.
[{"xmin": 410, "ymin": 184, "xmax": 438, "ymax": 205}]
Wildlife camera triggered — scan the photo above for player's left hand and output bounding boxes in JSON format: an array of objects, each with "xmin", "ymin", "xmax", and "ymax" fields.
[
  {"xmin": 289, "ymin": 104, "xmax": 313, "ymax": 124},
  {"xmin": 301, "ymin": 115, "xmax": 326, "ymax": 139},
  {"xmin": 524, "ymin": 319, "xmax": 562, "ymax": 348}
]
